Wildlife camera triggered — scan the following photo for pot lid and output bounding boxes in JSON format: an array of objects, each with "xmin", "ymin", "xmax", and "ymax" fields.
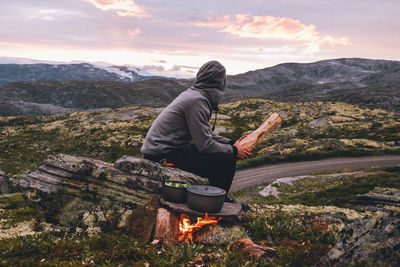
[{"xmin": 187, "ymin": 185, "xmax": 226, "ymax": 196}]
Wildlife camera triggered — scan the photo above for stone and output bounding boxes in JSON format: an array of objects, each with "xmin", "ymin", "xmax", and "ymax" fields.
[
  {"xmin": 0, "ymin": 170, "xmax": 11, "ymax": 194},
  {"xmin": 194, "ymin": 224, "xmax": 248, "ymax": 245},
  {"xmin": 114, "ymin": 155, "xmax": 208, "ymax": 185},
  {"xmin": 229, "ymin": 238, "xmax": 277, "ymax": 260},
  {"xmin": 160, "ymin": 199, "xmax": 242, "ymax": 222},
  {"xmin": 308, "ymin": 116, "xmax": 329, "ymax": 128},
  {"xmin": 323, "ymin": 210, "xmax": 400, "ymax": 266},
  {"xmin": 356, "ymin": 191, "xmax": 400, "ymax": 206},
  {"xmin": 18, "ymin": 153, "xmax": 206, "ymax": 227},
  {"xmin": 153, "ymin": 208, "xmax": 180, "ymax": 245}
]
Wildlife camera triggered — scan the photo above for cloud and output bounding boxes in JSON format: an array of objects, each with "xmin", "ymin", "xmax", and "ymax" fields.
[
  {"xmin": 193, "ymin": 14, "xmax": 350, "ymax": 53},
  {"xmin": 141, "ymin": 65, "xmax": 165, "ymax": 72},
  {"xmin": 27, "ymin": 9, "xmax": 82, "ymax": 21},
  {"xmin": 84, "ymin": 0, "xmax": 150, "ymax": 17},
  {"xmin": 127, "ymin": 28, "xmax": 141, "ymax": 37},
  {"xmin": 140, "ymin": 64, "xmax": 198, "ymax": 78}
]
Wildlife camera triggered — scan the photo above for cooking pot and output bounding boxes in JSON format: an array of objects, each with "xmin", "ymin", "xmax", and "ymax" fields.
[
  {"xmin": 187, "ymin": 185, "xmax": 226, "ymax": 213},
  {"xmin": 161, "ymin": 181, "xmax": 190, "ymax": 203}
]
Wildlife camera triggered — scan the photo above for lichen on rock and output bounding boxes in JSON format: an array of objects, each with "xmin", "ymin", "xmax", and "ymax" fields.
[
  {"xmin": 17, "ymin": 153, "xmax": 207, "ymax": 229},
  {"xmin": 114, "ymin": 155, "xmax": 208, "ymax": 185},
  {"xmin": 324, "ymin": 209, "xmax": 400, "ymax": 266}
]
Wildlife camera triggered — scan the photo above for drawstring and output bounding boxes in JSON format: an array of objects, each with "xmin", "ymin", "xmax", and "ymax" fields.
[{"xmin": 212, "ymin": 109, "xmax": 218, "ymax": 132}]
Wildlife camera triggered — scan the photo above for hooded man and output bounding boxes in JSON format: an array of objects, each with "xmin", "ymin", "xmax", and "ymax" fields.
[{"xmin": 141, "ymin": 61, "xmax": 252, "ymax": 198}]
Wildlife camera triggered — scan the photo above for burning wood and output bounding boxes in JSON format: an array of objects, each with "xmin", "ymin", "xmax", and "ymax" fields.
[
  {"xmin": 238, "ymin": 112, "xmax": 283, "ymax": 149},
  {"xmin": 152, "ymin": 208, "xmax": 221, "ymax": 244},
  {"xmin": 179, "ymin": 213, "xmax": 220, "ymax": 242}
]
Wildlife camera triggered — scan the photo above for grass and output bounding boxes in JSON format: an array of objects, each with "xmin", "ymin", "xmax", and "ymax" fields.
[
  {"xmin": 0, "ymin": 230, "xmax": 272, "ymax": 266},
  {"xmin": 244, "ymin": 207, "xmax": 338, "ymax": 266},
  {"xmin": 0, "ymin": 214, "xmax": 339, "ymax": 267},
  {"xmin": 1, "ymin": 98, "xmax": 400, "ymax": 175},
  {"xmin": 232, "ymin": 168, "xmax": 400, "ymax": 210},
  {"xmin": 1, "ymin": 167, "xmax": 399, "ymax": 265},
  {"xmin": 0, "ymin": 98, "xmax": 399, "ymax": 265}
]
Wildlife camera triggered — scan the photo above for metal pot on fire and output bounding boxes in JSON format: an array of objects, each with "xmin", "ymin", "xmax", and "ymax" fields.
[
  {"xmin": 161, "ymin": 181, "xmax": 191, "ymax": 203},
  {"xmin": 186, "ymin": 185, "xmax": 226, "ymax": 213}
]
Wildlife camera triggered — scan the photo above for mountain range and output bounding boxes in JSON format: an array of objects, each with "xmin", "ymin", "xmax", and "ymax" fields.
[
  {"xmin": 0, "ymin": 57, "xmax": 399, "ymax": 116},
  {"xmin": 0, "ymin": 62, "xmax": 157, "ymax": 85}
]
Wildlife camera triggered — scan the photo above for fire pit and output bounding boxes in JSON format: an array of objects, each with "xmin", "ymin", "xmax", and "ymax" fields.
[
  {"xmin": 153, "ymin": 198, "xmax": 242, "ymax": 245},
  {"xmin": 160, "ymin": 198, "xmax": 242, "ymax": 222}
]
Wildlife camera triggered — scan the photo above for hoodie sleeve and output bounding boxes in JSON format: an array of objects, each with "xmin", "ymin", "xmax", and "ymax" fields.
[
  {"xmin": 211, "ymin": 133, "xmax": 233, "ymax": 144},
  {"xmin": 184, "ymin": 98, "xmax": 234, "ymax": 155}
]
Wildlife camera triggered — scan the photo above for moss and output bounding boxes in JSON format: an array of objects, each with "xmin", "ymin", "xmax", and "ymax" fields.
[
  {"xmin": 233, "ymin": 170, "xmax": 400, "ymax": 209},
  {"xmin": 1, "ymin": 99, "xmax": 399, "ymax": 174},
  {"xmin": 0, "ymin": 193, "xmax": 26, "ymax": 210},
  {"xmin": 243, "ymin": 205, "xmax": 338, "ymax": 266},
  {"xmin": 0, "ymin": 230, "xmax": 267, "ymax": 266}
]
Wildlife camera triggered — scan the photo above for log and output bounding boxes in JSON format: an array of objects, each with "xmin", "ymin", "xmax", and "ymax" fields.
[
  {"xmin": 230, "ymin": 238, "xmax": 277, "ymax": 260},
  {"xmin": 153, "ymin": 208, "xmax": 180, "ymax": 245},
  {"xmin": 238, "ymin": 113, "xmax": 283, "ymax": 149}
]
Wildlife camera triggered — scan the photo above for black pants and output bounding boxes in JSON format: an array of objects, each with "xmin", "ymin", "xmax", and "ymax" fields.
[{"xmin": 144, "ymin": 146, "xmax": 236, "ymax": 193}]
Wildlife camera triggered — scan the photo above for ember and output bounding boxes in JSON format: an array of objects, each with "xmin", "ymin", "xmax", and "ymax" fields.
[{"xmin": 179, "ymin": 213, "xmax": 220, "ymax": 242}]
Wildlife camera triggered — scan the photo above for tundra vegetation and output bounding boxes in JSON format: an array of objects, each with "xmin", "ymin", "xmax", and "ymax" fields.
[
  {"xmin": 1, "ymin": 98, "xmax": 399, "ymax": 175},
  {"xmin": 1, "ymin": 98, "xmax": 399, "ymax": 266}
]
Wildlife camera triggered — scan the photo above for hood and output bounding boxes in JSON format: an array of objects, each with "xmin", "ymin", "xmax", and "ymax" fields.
[{"xmin": 191, "ymin": 61, "xmax": 226, "ymax": 111}]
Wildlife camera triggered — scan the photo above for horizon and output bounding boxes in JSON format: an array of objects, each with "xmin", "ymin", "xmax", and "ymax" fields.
[
  {"xmin": 1, "ymin": 0, "xmax": 399, "ymax": 77},
  {"xmin": 2, "ymin": 56, "xmax": 398, "ymax": 79}
]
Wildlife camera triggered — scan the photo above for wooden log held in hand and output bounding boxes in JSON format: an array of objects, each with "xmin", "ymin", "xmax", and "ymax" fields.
[{"xmin": 238, "ymin": 113, "xmax": 283, "ymax": 149}]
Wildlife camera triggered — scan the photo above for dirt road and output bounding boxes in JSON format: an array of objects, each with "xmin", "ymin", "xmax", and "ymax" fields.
[{"xmin": 231, "ymin": 155, "xmax": 400, "ymax": 192}]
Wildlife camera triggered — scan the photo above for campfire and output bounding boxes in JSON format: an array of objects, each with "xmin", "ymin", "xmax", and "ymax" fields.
[
  {"xmin": 151, "ymin": 207, "xmax": 278, "ymax": 260},
  {"xmin": 178, "ymin": 213, "xmax": 220, "ymax": 242},
  {"xmin": 152, "ymin": 208, "xmax": 226, "ymax": 245}
]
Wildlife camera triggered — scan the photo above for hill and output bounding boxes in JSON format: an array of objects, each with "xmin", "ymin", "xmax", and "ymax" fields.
[
  {"xmin": 0, "ymin": 58, "xmax": 400, "ymax": 116},
  {"xmin": 0, "ymin": 79, "xmax": 191, "ymax": 116},
  {"xmin": 228, "ymin": 58, "xmax": 400, "ymax": 112}
]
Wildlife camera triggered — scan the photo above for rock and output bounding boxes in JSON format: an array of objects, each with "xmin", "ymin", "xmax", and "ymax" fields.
[
  {"xmin": 114, "ymin": 155, "xmax": 208, "ymax": 185},
  {"xmin": 18, "ymin": 153, "xmax": 205, "ymax": 227},
  {"xmin": 229, "ymin": 238, "xmax": 277, "ymax": 260},
  {"xmin": 282, "ymin": 140, "xmax": 297, "ymax": 148},
  {"xmin": 0, "ymin": 170, "xmax": 11, "ymax": 194},
  {"xmin": 194, "ymin": 224, "xmax": 248, "ymax": 245},
  {"xmin": 324, "ymin": 210, "xmax": 400, "ymax": 266},
  {"xmin": 308, "ymin": 116, "xmax": 329, "ymax": 128},
  {"xmin": 356, "ymin": 190, "xmax": 400, "ymax": 206}
]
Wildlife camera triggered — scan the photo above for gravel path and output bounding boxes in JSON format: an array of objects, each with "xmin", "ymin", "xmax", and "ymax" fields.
[{"xmin": 231, "ymin": 155, "xmax": 400, "ymax": 192}]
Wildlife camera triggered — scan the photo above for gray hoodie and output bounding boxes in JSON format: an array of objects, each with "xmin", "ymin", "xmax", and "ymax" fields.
[{"xmin": 141, "ymin": 61, "xmax": 234, "ymax": 156}]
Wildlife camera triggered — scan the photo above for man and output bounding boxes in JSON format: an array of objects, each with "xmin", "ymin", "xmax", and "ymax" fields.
[{"xmin": 141, "ymin": 61, "xmax": 252, "ymax": 199}]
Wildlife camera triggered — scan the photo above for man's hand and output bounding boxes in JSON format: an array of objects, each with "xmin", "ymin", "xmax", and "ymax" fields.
[{"xmin": 234, "ymin": 136, "xmax": 254, "ymax": 160}]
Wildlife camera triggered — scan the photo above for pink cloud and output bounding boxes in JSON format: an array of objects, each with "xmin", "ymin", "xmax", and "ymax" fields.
[
  {"xmin": 127, "ymin": 27, "xmax": 141, "ymax": 37},
  {"xmin": 194, "ymin": 14, "xmax": 350, "ymax": 53},
  {"xmin": 84, "ymin": 0, "xmax": 150, "ymax": 18}
]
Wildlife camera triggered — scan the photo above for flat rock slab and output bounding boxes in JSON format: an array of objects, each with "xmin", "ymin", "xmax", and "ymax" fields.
[{"xmin": 160, "ymin": 199, "xmax": 242, "ymax": 222}]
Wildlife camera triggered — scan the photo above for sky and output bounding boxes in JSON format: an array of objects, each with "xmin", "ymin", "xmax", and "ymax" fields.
[{"xmin": 0, "ymin": 0, "xmax": 399, "ymax": 77}]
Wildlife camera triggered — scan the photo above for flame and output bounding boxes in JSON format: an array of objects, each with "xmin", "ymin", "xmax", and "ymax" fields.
[{"xmin": 178, "ymin": 213, "xmax": 220, "ymax": 242}]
